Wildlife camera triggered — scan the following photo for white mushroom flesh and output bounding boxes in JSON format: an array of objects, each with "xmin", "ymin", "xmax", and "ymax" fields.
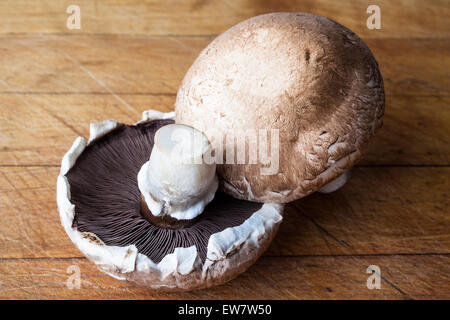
[
  {"xmin": 138, "ymin": 124, "xmax": 218, "ymax": 220},
  {"xmin": 318, "ymin": 169, "xmax": 352, "ymax": 194}
]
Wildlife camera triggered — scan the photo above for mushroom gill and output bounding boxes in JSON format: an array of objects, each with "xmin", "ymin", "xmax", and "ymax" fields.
[{"xmin": 67, "ymin": 120, "xmax": 260, "ymax": 263}]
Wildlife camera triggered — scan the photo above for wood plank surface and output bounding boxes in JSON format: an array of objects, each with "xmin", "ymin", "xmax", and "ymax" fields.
[
  {"xmin": 1, "ymin": 166, "xmax": 448, "ymax": 259},
  {"xmin": 0, "ymin": 0, "xmax": 448, "ymax": 39},
  {"xmin": 0, "ymin": 36, "xmax": 448, "ymax": 96},
  {"xmin": 1, "ymin": 255, "xmax": 448, "ymax": 299},
  {"xmin": 0, "ymin": 0, "xmax": 448, "ymax": 300}
]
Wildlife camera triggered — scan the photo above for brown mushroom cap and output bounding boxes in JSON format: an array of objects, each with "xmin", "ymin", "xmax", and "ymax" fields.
[{"xmin": 175, "ymin": 13, "xmax": 385, "ymax": 203}]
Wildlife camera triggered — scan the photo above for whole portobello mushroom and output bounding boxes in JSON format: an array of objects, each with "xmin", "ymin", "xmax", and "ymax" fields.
[{"xmin": 176, "ymin": 12, "xmax": 385, "ymax": 203}]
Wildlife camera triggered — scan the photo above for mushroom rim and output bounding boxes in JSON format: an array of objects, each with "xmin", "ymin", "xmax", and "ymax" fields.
[{"xmin": 56, "ymin": 109, "xmax": 284, "ymax": 288}]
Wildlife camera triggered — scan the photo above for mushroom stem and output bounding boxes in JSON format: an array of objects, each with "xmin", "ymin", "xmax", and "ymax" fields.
[
  {"xmin": 318, "ymin": 169, "xmax": 352, "ymax": 194},
  {"xmin": 138, "ymin": 124, "xmax": 218, "ymax": 222},
  {"xmin": 139, "ymin": 194, "xmax": 198, "ymax": 229}
]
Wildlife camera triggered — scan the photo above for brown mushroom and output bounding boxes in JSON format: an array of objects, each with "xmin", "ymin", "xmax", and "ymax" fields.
[{"xmin": 176, "ymin": 12, "xmax": 385, "ymax": 203}]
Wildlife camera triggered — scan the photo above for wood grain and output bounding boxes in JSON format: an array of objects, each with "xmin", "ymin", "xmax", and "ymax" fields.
[
  {"xmin": 0, "ymin": 255, "xmax": 448, "ymax": 299},
  {"xmin": 0, "ymin": 0, "xmax": 448, "ymax": 300},
  {"xmin": 0, "ymin": 36, "xmax": 448, "ymax": 96},
  {"xmin": 1, "ymin": 166, "xmax": 448, "ymax": 259},
  {"xmin": 0, "ymin": 0, "xmax": 448, "ymax": 39},
  {"xmin": 0, "ymin": 94, "xmax": 174, "ymax": 166},
  {"xmin": 365, "ymin": 95, "xmax": 450, "ymax": 166},
  {"xmin": 1, "ymin": 94, "xmax": 448, "ymax": 166},
  {"xmin": 281, "ymin": 167, "xmax": 450, "ymax": 256}
]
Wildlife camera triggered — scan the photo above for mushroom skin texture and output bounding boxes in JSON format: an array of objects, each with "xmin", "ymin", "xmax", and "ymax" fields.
[
  {"xmin": 138, "ymin": 124, "xmax": 218, "ymax": 222},
  {"xmin": 175, "ymin": 12, "xmax": 385, "ymax": 203}
]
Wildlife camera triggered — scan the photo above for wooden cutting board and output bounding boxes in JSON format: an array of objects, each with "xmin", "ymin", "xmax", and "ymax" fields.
[{"xmin": 0, "ymin": 0, "xmax": 449, "ymax": 299}]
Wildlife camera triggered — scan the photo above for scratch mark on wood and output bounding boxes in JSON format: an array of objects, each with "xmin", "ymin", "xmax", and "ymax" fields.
[
  {"xmin": 61, "ymin": 52, "xmax": 140, "ymax": 117},
  {"xmin": 293, "ymin": 203, "xmax": 353, "ymax": 249},
  {"xmin": 46, "ymin": 109, "xmax": 84, "ymax": 137},
  {"xmin": 0, "ymin": 79, "xmax": 84, "ymax": 137},
  {"xmin": 379, "ymin": 273, "xmax": 411, "ymax": 299}
]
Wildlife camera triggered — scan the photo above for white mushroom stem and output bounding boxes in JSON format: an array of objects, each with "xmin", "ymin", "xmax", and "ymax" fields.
[
  {"xmin": 318, "ymin": 169, "xmax": 352, "ymax": 194},
  {"xmin": 138, "ymin": 124, "xmax": 218, "ymax": 220}
]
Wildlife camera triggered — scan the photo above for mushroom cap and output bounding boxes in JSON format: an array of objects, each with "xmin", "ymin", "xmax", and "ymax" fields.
[
  {"xmin": 57, "ymin": 111, "xmax": 283, "ymax": 291},
  {"xmin": 175, "ymin": 13, "xmax": 385, "ymax": 203}
]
